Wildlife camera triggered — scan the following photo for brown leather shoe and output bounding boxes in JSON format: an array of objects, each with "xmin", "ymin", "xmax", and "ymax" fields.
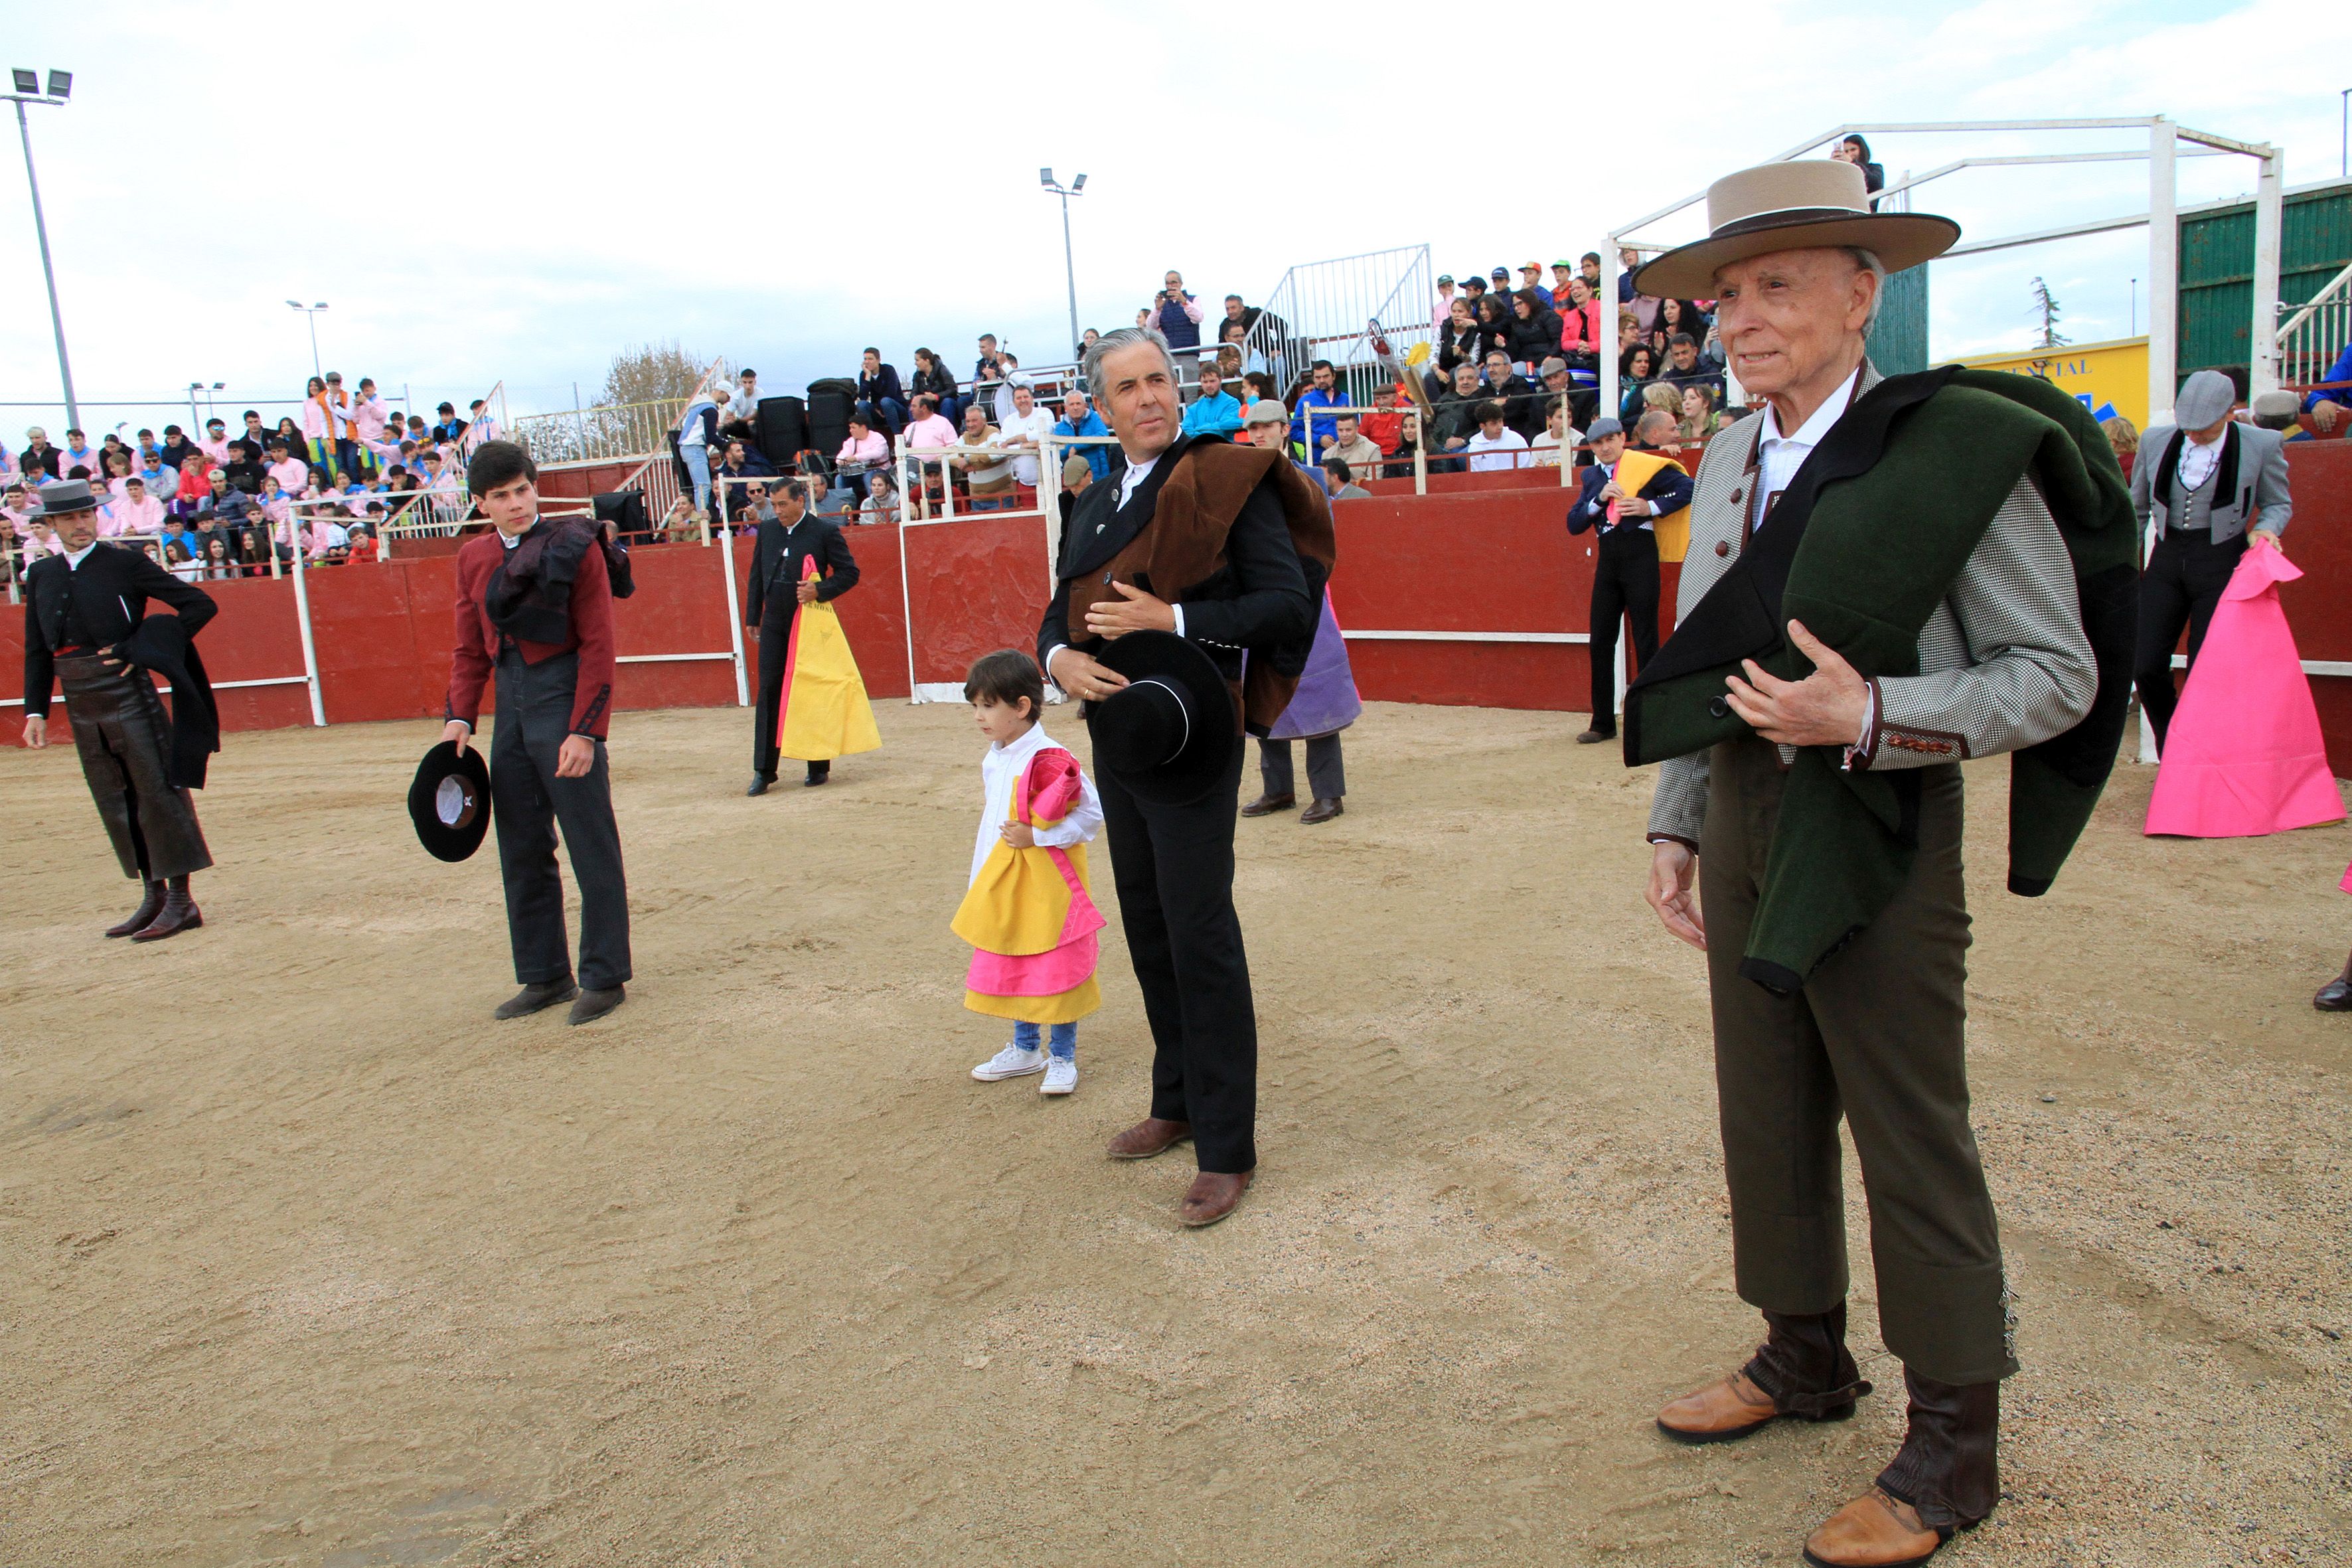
[
  {"xmin": 1656, "ymin": 1370, "xmax": 1786, "ymax": 1443},
  {"xmin": 1299, "ymin": 797, "xmax": 1344, "ymax": 824},
  {"xmin": 1803, "ymin": 1488, "xmax": 1947, "ymax": 1568},
  {"xmin": 106, "ymin": 880, "xmax": 166, "ymax": 938},
  {"xmin": 1105, "ymin": 1118, "xmax": 1192, "ymax": 1160},
  {"xmin": 1240, "ymin": 793, "xmax": 1296, "ymax": 817},
  {"xmin": 130, "ymin": 878, "xmax": 202, "ymax": 943},
  {"xmin": 1179, "ymin": 1169, "xmax": 1252, "ymax": 1227}
]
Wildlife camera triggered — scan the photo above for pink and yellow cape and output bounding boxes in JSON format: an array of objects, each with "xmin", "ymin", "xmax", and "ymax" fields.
[
  {"xmin": 951, "ymin": 747, "xmax": 1103, "ymax": 1025},
  {"xmin": 777, "ymin": 556, "xmax": 882, "ymax": 762}
]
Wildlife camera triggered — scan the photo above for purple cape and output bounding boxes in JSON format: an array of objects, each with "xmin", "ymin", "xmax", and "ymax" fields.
[{"xmin": 1265, "ymin": 593, "xmax": 1362, "ymax": 741}]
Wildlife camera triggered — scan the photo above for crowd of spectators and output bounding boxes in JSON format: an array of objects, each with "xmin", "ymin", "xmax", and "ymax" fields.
[{"xmin": 1, "ymin": 375, "xmax": 501, "ymax": 585}]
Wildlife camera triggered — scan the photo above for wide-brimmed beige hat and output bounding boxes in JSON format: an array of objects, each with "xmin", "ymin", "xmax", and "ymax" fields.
[{"xmin": 1632, "ymin": 160, "xmax": 1959, "ymax": 299}]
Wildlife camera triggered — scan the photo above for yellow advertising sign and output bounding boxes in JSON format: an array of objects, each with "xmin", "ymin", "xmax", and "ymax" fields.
[{"xmin": 1953, "ymin": 337, "xmax": 2149, "ymax": 431}]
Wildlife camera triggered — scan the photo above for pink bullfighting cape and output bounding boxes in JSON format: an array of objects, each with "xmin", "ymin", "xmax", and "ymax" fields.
[{"xmin": 2146, "ymin": 545, "xmax": 2345, "ymax": 838}]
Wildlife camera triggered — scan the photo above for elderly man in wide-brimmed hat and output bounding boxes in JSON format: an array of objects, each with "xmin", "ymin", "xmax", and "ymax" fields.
[{"xmin": 1621, "ymin": 159, "xmax": 2137, "ymax": 1566}]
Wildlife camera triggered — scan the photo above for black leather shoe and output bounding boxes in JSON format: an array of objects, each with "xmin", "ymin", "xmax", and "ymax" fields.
[
  {"xmin": 1241, "ymin": 793, "xmax": 1296, "ymax": 817},
  {"xmin": 1577, "ymin": 728, "xmax": 1616, "ymax": 744},
  {"xmin": 568, "ymin": 984, "xmax": 627, "ymax": 1025},
  {"xmin": 106, "ymin": 880, "xmax": 166, "ymax": 938},
  {"xmin": 746, "ymin": 774, "xmax": 772, "ymax": 797},
  {"xmin": 495, "ymin": 979, "xmax": 578, "ymax": 1020},
  {"xmin": 2317, "ymin": 973, "xmax": 2352, "ymax": 1011},
  {"xmin": 804, "ymin": 762, "xmax": 830, "ymax": 787},
  {"xmin": 1300, "ymin": 797, "xmax": 1344, "ymax": 824}
]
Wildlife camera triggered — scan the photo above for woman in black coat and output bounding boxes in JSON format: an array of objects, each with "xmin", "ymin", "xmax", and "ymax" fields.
[
  {"xmin": 909, "ymin": 348, "xmax": 961, "ymax": 428},
  {"xmin": 1507, "ymin": 289, "xmax": 1563, "ymax": 372},
  {"xmin": 1435, "ymin": 297, "xmax": 1489, "ymax": 388}
]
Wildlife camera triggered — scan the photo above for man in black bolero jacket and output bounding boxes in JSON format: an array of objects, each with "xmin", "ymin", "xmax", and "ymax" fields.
[
  {"xmin": 1565, "ymin": 417, "xmax": 1693, "ymax": 743},
  {"xmin": 744, "ymin": 479, "xmax": 861, "ymax": 792},
  {"xmin": 21, "ymin": 480, "xmax": 221, "ymax": 940},
  {"xmin": 1038, "ymin": 327, "xmax": 1316, "ymax": 1229}
]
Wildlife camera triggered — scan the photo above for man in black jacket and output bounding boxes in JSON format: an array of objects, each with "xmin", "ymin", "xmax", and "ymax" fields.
[
  {"xmin": 1039, "ymin": 325, "xmax": 1319, "ymax": 1229},
  {"xmin": 1480, "ymin": 349, "xmax": 1547, "ymax": 441},
  {"xmin": 20, "ymin": 480, "xmax": 220, "ymax": 941},
  {"xmin": 1565, "ymin": 418, "xmax": 1691, "ymax": 744},
  {"xmin": 855, "ymin": 349, "xmax": 907, "ymax": 438},
  {"xmin": 745, "ymin": 479, "xmax": 861, "ymax": 793}
]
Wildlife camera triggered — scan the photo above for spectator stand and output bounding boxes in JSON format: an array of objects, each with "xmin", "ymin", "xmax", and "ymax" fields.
[{"xmin": 1243, "ymin": 246, "xmax": 1436, "ymax": 401}]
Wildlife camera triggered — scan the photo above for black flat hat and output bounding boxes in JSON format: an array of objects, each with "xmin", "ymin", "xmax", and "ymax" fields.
[
  {"xmin": 1091, "ymin": 631, "xmax": 1238, "ymax": 806},
  {"xmin": 409, "ymin": 739, "xmax": 493, "ymax": 862}
]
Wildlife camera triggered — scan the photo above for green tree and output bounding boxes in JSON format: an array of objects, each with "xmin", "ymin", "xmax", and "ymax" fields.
[{"xmin": 2029, "ymin": 277, "xmax": 2070, "ymax": 349}]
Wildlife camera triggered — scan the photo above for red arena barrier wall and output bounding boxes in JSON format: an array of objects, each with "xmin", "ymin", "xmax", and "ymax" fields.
[{"xmin": 6, "ymin": 441, "xmax": 2349, "ymax": 773}]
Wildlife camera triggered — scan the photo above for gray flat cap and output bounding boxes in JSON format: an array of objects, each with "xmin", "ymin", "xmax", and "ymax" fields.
[{"xmin": 2173, "ymin": 369, "xmax": 2238, "ymax": 429}]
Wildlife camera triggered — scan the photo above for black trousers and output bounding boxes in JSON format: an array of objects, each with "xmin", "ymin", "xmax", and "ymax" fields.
[
  {"xmin": 2134, "ymin": 529, "xmax": 2246, "ymax": 753},
  {"xmin": 489, "ymin": 648, "xmax": 631, "ymax": 992},
  {"xmin": 751, "ymin": 603, "xmax": 798, "ymax": 779},
  {"xmin": 1094, "ymin": 742, "xmax": 1259, "ymax": 1174},
  {"xmin": 55, "ymin": 653, "xmax": 212, "ymax": 882},
  {"xmin": 1259, "ymin": 734, "xmax": 1345, "ymax": 800},
  {"xmin": 1588, "ymin": 525, "xmax": 1660, "ymax": 734}
]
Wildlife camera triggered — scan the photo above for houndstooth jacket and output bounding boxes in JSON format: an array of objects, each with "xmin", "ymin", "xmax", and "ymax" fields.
[{"xmin": 1646, "ymin": 361, "xmax": 2098, "ymax": 847}]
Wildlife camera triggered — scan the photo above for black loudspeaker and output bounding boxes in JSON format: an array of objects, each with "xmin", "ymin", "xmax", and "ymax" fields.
[
  {"xmin": 593, "ymin": 488, "xmax": 650, "ymax": 539},
  {"xmin": 805, "ymin": 376, "xmax": 856, "ymax": 400},
  {"xmin": 805, "ymin": 389, "xmax": 852, "ymax": 462},
  {"xmin": 757, "ymin": 396, "xmax": 805, "ymax": 467}
]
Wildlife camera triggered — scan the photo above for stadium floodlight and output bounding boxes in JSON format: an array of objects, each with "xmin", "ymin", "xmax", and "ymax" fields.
[
  {"xmin": 287, "ymin": 301, "xmax": 330, "ymax": 380},
  {"xmin": 10, "ymin": 66, "xmax": 78, "ymax": 428},
  {"xmin": 1039, "ymin": 171, "xmax": 1087, "ymax": 360}
]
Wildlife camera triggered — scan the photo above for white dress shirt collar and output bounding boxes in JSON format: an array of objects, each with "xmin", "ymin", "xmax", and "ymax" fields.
[
  {"xmin": 64, "ymin": 539, "xmax": 100, "ymax": 569},
  {"xmin": 1752, "ymin": 365, "xmax": 1863, "ymax": 532},
  {"xmin": 1758, "ymin": 364, "xmax": 1862, "ymax": 454}
]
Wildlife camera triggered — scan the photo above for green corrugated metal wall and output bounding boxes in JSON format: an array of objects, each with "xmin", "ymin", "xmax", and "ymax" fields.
[
  {"xmin": 2179, "ymin": 177, "xmax": 2352, "ymax": 385},
  {"xmin": 1867, "ymin": 264, "xmax": 1930, "ymax": 374}
]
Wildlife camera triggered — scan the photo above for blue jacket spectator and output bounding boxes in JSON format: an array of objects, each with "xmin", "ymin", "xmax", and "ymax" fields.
[
  {"xmin": 1052, "ymin": 397, "xmax": 1113, "ymax": 480},
  {"xmin": 1183, "ymin": 388, "xmax": 1244, "ymax": 438},
  {"xmin": 2300, "ymin": 341, "xmax": 2352, "ymax": 416},
  {"xmin": 1290, "ymin": 364, "xmax": 1347, "ymax": 459}
]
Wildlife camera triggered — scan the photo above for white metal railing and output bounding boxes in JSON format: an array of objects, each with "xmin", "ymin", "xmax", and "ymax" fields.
[
  {"xmin": 2276, "ymin": 260, "xmax": 2352, "ymax": 395},
  {"xmin": 1245, "ymin": 246, "xmax": 1436, "ymax": 402},
  {"xmin": 514, "ymin": 395, "xmax": 692, "ymax": 467}
]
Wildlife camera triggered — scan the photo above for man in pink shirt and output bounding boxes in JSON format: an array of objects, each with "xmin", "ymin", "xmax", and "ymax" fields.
[
  {"xmin": 266, "ymin": 441, "xmax": 311, "ymax": 499},
  {"xmin": 197, "ymin": 419, "xmax": 233, "ymax": 465},
  {"xmin": 349, "ymin": 378, "xmax": 390, "ymax": 469},
  {"xmin": 899, "ymin": 392, "xmax": 961, "ymax": 517},
  {"xmin": 835, "ymin": 412, "xmax": 891, "ymax": 505},
  {"xmin": 106, "ymin": 477, "xmax": 166, "ymax": 537}
]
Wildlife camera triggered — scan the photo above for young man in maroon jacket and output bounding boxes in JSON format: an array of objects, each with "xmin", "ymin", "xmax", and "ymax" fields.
[{"xmin": 441, "ymin": 441, "xmax": 631, "ymax": 1025}]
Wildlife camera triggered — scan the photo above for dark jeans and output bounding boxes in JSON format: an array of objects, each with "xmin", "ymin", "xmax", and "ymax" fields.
[
  {"xmin": 2134, "ymin": 528, "xmax": 2246, "ymax": 753},
  {"xmin": 1701, "ymin": 739, "xmax": 2011, "ymax": 1386},
  {"xmin": 1259, "ymin": 734, "xmax": 1344, "ymax": 800},
  {"xmin": 489, "ymin": 648, "xmax": 631, "ymax": 991},
  {"xmin": 858, "ymin": 397, "xmax": 907, "ymax": 438},
  {"xmin": 1587, "ymin": 524, "xmax": 1660, "ymax": 734},
  {"xmin": 1093, "ymin": 740, "xmax": 1259, "ymax": 1174}
]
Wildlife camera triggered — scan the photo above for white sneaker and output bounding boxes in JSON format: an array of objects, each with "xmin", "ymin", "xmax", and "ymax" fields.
[
  {"xmin": 1040, "ymin": 1058, "xmax": 1078, "ymax": 1096},
  {"xmin": 972, "ymin": 1044, "xmax": 1047, "ymax": 1081}
]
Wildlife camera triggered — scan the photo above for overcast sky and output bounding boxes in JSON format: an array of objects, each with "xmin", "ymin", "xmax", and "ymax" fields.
[{"xmin": 2, "ymin": 0, "xmax": 2347, "ymax": 437}]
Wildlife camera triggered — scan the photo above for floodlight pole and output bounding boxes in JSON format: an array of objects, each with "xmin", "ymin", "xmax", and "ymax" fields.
[
  {"xmin": 1042, "ymin": 172, "xmax": 1084, "ymax": 361},
  {"xmin": 11, "ymin": 91, "xmax": 77, "ymax": 431}
]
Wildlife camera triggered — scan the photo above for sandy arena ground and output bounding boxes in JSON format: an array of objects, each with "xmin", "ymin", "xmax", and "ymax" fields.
[{"xmin": 1, "ymin": 698, "xmax": 2347, "ymax": 1567}]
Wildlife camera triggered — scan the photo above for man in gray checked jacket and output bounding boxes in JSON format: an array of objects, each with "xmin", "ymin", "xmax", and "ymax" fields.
[{"xmin": 1622, "ymin": 159, "xmax": 2115, "ymax": 1568}]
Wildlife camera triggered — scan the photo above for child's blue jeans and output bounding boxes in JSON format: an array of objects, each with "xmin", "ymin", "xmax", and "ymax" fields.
[{"xmin": 1014, "ymin": 1021, "xmax": 1076, "ymax": 1061}]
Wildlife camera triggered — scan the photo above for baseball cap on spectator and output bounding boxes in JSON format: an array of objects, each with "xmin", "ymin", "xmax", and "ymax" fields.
[
  {"xmin": 1554, "ymin": 258, "xmax": 1576, "ymax": 269},
  {"xmin": 1489, "ymin": 267, "xmax": 1511, "ymax": 281},
  {"xmin": 1244, "ymin": 400, "xmax": 1289, "ymax": 426},
  {"xmin": 1062, "ymin": 454, "xmax": 1093, "ymax": 486},
  {"xmin": 1520, "ymin": 261, "xmax": 1543, "ymax": 274},
  {"xmin": 1437, "ymin": 273, "xmax": 1454, "ymax": 285}
]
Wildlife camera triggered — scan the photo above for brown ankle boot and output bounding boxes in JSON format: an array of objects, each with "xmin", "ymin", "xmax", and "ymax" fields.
[
  {"xmin": 131, "ymin": 876, "xmax": 204, "ymax": 942},
  {"xmin": 106, "ymin": 880, "xmax": 166, "ymax": 938}
]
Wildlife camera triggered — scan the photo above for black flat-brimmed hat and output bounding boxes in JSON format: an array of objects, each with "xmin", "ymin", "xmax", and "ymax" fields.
[
  {"xmin": 1633, "ymin": 159, "xmax": 1959, "ymax": 301},
  {"xmin": 1091, "ymin": 631, "xmax": 1238, "ymax": 806},
  {"xmin": 36, "ymin": 478, "xmax": 98, "ymax": 515},
  {"xmin": 409, "ymin": 739, "xmax": 493, "ymax": 862}
]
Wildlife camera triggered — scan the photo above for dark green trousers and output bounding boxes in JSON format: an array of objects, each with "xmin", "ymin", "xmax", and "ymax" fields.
[{"xmin": 1699, "ymin": 739, "xmax": 2014, "ymax": 1386}]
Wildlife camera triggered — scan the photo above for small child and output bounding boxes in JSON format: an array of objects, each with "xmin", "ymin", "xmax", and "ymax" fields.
[{"xmin": 952, "ymin": 650, "xmax": 1103, "ymax": 1097}]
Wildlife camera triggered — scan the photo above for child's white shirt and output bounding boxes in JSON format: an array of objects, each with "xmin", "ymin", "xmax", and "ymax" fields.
[{"xmin": 969, "ymin": 722, "xmax": 1103, "ymax": 888}]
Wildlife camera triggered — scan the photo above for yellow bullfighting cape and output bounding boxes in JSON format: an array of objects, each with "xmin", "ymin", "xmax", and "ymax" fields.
[{"xmin": 777, "ymin": 555, "xmax": 882, "ymax": 761}]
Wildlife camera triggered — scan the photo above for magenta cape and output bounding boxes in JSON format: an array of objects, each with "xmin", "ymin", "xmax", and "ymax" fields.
[{"xmin": 2144, "ymin": 545, "xmax": 2345, "ymax": 839}]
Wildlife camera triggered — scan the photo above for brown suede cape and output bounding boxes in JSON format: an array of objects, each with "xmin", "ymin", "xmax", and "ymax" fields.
[{"xmin": 1058, "ymin": 437, "xmax": 1336, "ymax": 734}]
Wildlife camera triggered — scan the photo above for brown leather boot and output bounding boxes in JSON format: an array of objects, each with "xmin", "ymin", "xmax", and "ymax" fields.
[
  {"xmin": 131, "ymin": 876, "xmax": 203, "ymax": 942},
  {"xmin": 1802, "ymin": 1488, "xmax": 1944, "ymax": 1567},
  {"xmin": 1180, "ymin": 1170, "xmax": 1252, "ymax": 1227},
  {"xmin": 106, "ymin": 880, "xmax": 166, "ymax": 938},
  {"xmin": 1105, "ymin": 1118, "xmax": 1192, "ymax": 1160},
  {"xmin": 1658, "ymin": 1304, "xmax": 1871, "ymax": 1443}
]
